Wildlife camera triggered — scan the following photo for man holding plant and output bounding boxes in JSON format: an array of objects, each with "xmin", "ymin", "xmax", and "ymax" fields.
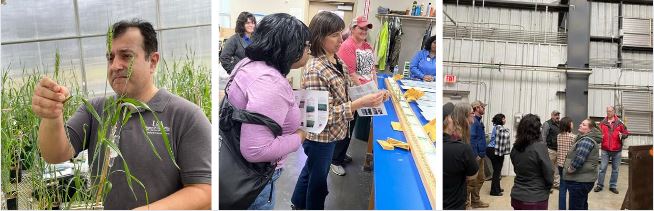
[{"xmin": 31, "ymin": 19, "xmax": 211, "ymax": 210}]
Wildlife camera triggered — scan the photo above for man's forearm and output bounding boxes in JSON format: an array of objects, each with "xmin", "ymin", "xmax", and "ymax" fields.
[
  {"xmin": 38, "ymin": 117, "xmax": 74, "ymax": 163},
  {"xmin": 134, "ymin": 184, "xmax": 211, "ymax": 210}
]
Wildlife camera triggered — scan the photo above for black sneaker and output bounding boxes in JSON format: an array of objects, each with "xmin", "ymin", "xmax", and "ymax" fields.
[
  {"xmin": 610, "ymin": 188, "xmax": 619, "ymax": 194},
  {"xmin": 291, "ymin": 204, "xmax": 303, "ymax": 210},
  {"xmin": 594, "ymin": 186, "xmax": 603, "ymax": 192},
  {"xmin": 343, "ymin": 154, "xmax": 353, "ymax": 164}
]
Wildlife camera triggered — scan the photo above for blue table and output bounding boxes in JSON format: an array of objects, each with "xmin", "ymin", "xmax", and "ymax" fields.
[{"xmin": 372, "ymin": 75, "xmax": 431, "ymax": 210}]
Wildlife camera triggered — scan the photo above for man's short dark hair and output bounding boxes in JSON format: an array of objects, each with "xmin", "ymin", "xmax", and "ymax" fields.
[
  {"xmin": 423, "ymin": 35, "xmax": 436, "ymax": 51},
  {"xmin": 235, "ymin": 12, "xmax": 257, "ymax": 35},
  {"xmin": 112, "ymin": 19, "xmax": 158, "ymax": 59},
  {"xmin": 245, "ymin": 13, "xmax": 309, "ymax": 76}
]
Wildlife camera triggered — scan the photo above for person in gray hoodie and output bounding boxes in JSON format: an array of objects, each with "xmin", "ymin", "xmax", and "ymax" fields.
[
  {"xmin": 510, "ymin": 114, "xmax": 553, "ymax": 210},
  {"xmin": 563, "ymin": 118, "xmax": 602, "ymax": 210}
]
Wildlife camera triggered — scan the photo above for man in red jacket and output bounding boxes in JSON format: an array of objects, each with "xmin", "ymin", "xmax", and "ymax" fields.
[{"xmin": 594, "ymin": 106, "xmax": 629, "ymax": 194}]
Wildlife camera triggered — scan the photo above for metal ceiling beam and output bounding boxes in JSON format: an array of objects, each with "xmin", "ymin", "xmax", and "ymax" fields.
[
  {"xmin": 443, "ymin": 0, "xmax": 569, "ymax": 12},
  {"xmin": 590, "ymin": 0, "xmax": 653, "ymax": 6},
  {"xmin": 591, "ymin": 36, "xmax": 620, "ymax": 42},
  {"xmin": 622, "ymin": 45, "xmax": 654, "ymax": 52}
]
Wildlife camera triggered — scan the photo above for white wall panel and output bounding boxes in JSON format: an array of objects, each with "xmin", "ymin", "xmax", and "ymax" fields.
[
  {"xmin": 444, "ymin": 38, "xmax": 566, "ymax": 66},
  {"xmin": 625, "ymin": 135, "xmax": 654, "ymax": 146},
  {"xmin": 444, "ymin": 5, "xmax": 558, "ymax": 32},
  {"xmin": 624, "ymin": 4, "xmax": 653, "ymax": 19},
  {"xmin": 591, "ymin": 2, "xmax": 620, "ymax": 37},
  {"xmin": 590, "ymin": 42, "xmax": 619, "ymax": 61}
]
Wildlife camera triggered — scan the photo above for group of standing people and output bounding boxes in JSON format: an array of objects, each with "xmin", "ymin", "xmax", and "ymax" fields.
[
  {"xmin": 219, "ymin": 10, "xmax": 419, "ymax": 209},
  {"xmin": 444, "ymin": 101, "xmax": 630, "ymax": 210}
]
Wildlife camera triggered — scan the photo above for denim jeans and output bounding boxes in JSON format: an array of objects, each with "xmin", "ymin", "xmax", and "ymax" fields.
[
  {"xmin": 558, "ymin": 166, "xmax": 567, "ymax": 210},
  {"xmin": 248, "ymin": 168, "xmax": 283, "ymax": 210},
  {"xmin": 566, "ymin": 181, "xmax": 594, "ymax": 210},
  {"xmin": 291, "ymin": 140, "xmax": 337, "ymax": 210},
  {"xmin": 597, "ymin": 150, "xmax": 622, "ymax": 189}
]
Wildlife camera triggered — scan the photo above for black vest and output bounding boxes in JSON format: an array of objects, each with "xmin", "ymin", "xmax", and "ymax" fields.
[{"xmin": 546, "ymin": 119, "xmax": 560, "ymax": 150}]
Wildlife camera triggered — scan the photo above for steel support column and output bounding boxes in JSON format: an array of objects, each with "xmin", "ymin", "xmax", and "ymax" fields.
[{"xmin": 566, "ymin": 0, "xmax": 592, "ymax": 125}]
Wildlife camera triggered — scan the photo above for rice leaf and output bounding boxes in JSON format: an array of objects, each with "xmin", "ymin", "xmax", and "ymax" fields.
[{"xmin": 137, "ymin": 112, "xmax": 162, "ymax": 160}]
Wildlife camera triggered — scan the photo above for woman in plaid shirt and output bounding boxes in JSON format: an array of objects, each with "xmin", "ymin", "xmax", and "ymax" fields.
[
  {"xmin": 291, "ymin": 11, "xmax": 388, "ymax": 210},
  {"xmin": 556, "ymin": 117, "xmax": 575, "ymax": 210},
  {"xmin": 486, "ymin": 113, "xmax": 511, "ymax": 196}
]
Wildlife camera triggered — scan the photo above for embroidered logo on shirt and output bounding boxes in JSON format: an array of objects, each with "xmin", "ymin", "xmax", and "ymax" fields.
[{"xmin": 146, "ymin": 120, "xmax": 171, "ymax": 135}]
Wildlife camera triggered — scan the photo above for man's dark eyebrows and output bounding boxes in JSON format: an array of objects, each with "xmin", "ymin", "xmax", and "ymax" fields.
[{"xmin": 118, "ymin": 49, "xmax": 135, "ymax": 54}]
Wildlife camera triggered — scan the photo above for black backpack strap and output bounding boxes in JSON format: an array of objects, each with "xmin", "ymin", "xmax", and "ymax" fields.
[
  {"xmin": 231, "ymin": 108, "xmax": 283, "ymax": 137},
  {"xmin": 219, "ymin": 59, "xmax": 283, "ymax": 137}
]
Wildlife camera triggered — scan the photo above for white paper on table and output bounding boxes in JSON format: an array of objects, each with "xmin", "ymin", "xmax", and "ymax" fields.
[
  {"xmin": 400, "ymin": 85, "xmax": 437, "ymax": 93},
  {"xmin": 421, "ymin": 111, "xmax": 436, "ymax": 121},
  {"xmin": 294, "ymin": 90, "xmax": 330, "ymax": 134},
  {"xmin": 399, "ymin": 79, "xmax": 437, "ymax": 89},
  {"xmin": 419, "ymin": 106, "xmax": 437, "ymax": 120},
  {"xmin": 347, "ymin": 82, "xmax": 387, "ymax": 116},
  {"xmin": 417, "ymin": 100, "xmax": 436, "ymax": 107}
]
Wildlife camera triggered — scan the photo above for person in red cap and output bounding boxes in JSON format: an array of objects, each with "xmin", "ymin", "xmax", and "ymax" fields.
[
  {"xmin": 337, "ymin": 16, "xmax": 376, "ymax": 86},
  {"xmin": 330, "ymin": 16, "xmax": 377, "ymax": 177}
]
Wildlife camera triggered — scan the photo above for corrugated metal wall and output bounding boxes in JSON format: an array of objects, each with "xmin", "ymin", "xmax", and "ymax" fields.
[
  {"xmin": 591, "ymin": 2, "xmax": 620, "ymax": 37},
  {"xmin": 627, "ymin": 135, "xmax": 654, "ymax": 147},
  {"xmin": 623, "ymin": 4, "xmax": 653, "ymax": 18},
  {"xmin": 444, "ymin": 39, "xmax": 567, "ymax": 65},
  {"xmin": 444, "ymin": 5, "xmax": 558, "ymax": 32}
]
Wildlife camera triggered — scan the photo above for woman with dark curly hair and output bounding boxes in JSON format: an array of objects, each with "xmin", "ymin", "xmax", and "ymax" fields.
[
  {"xmin": 486, "ymin": 113, "xmax": 510, "ymax": 196},
  {"xmin": 220, "ymin": 12, "xmax": 257, "ymax": 73},
  {"xmin": 409, "ymin": 35, "xmax": 436, "ymax": 81},
  {"xmin": 222, "ymin": 13, "xmax": 310, "ymax": 209},
  {"xmin": 510, "ymin": 114, "xmax": 553, "ymax": 210}
]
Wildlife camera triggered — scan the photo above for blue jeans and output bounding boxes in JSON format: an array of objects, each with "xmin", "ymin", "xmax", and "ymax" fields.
[
  {"xmin": 248, "ymin": 168, "xmax": 283, "ymax": 210},
  {"xmin": 597, "ymin": 150, "xmax": 621, "ymax": 189},
  {"xmin": 558, "ymin": 166, "xmax": 567, "ymax": 210},
  {"xmin": 291, "ymin": 140, "xmax": 337, "ymax": 210},
  {"xmin": 566, "ymin": 181, "xmax": 594, "ymax": 210}
]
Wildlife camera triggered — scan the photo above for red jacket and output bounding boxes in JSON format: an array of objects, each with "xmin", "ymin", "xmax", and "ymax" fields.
[{"xmin": 599, "ymin": 115, "xmax": 630, "ymax": 152}]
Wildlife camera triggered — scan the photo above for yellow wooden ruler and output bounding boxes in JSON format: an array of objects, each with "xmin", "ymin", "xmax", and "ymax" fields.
[{"xmin": 384, "ymin": 78, "xmax": 436, "ymax": 208}]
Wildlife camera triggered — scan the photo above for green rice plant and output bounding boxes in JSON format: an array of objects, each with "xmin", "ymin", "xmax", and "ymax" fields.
[{"xmin": 156, "ymin": 47, "xmax": 211, "ymax": 119}]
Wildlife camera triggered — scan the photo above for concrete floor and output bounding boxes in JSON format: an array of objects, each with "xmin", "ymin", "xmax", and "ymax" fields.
[
  {"xmin": 273, "ymin": 138, "xmax": 371, "ymax": 210},
  {"xmin": 473, "ymin": 164, "xmax": 629, "ymax": 210}
]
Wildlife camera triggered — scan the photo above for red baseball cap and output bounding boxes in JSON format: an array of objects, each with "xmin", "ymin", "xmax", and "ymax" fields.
[{"xmin": 353, "ymin": 16, "xmax": 373, "ymax": 29}]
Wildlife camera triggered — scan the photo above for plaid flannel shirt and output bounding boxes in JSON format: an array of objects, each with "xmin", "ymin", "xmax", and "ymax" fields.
[
  {"xmin": 557, "ymin": 132, "xmax": 576, "ymax": 167},
  {"xmin": 570, "ymin": 137, "xmax": 595, "ymax": 170},
  {"xmin": 494, "ymin": 125, "xmax": 511, "ymax": 156},
  {"xmin": 302, "ymin": 55, "xmax": 355, "ymax": 143}
]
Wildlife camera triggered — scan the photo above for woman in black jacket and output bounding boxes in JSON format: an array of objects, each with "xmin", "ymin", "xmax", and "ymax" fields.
[
  {"xmin": 220, "ymin": 12, "xmax": 256, "ymax": 73},
  {"xmin": 510, "ymin": 114, "xmax": 553, "ymax": 210}
]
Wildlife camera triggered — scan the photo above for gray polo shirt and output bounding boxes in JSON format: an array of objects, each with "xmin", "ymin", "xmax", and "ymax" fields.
[{"xmin": 65, "ymin": 89, "xmax": 211, "ymax": 210}]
